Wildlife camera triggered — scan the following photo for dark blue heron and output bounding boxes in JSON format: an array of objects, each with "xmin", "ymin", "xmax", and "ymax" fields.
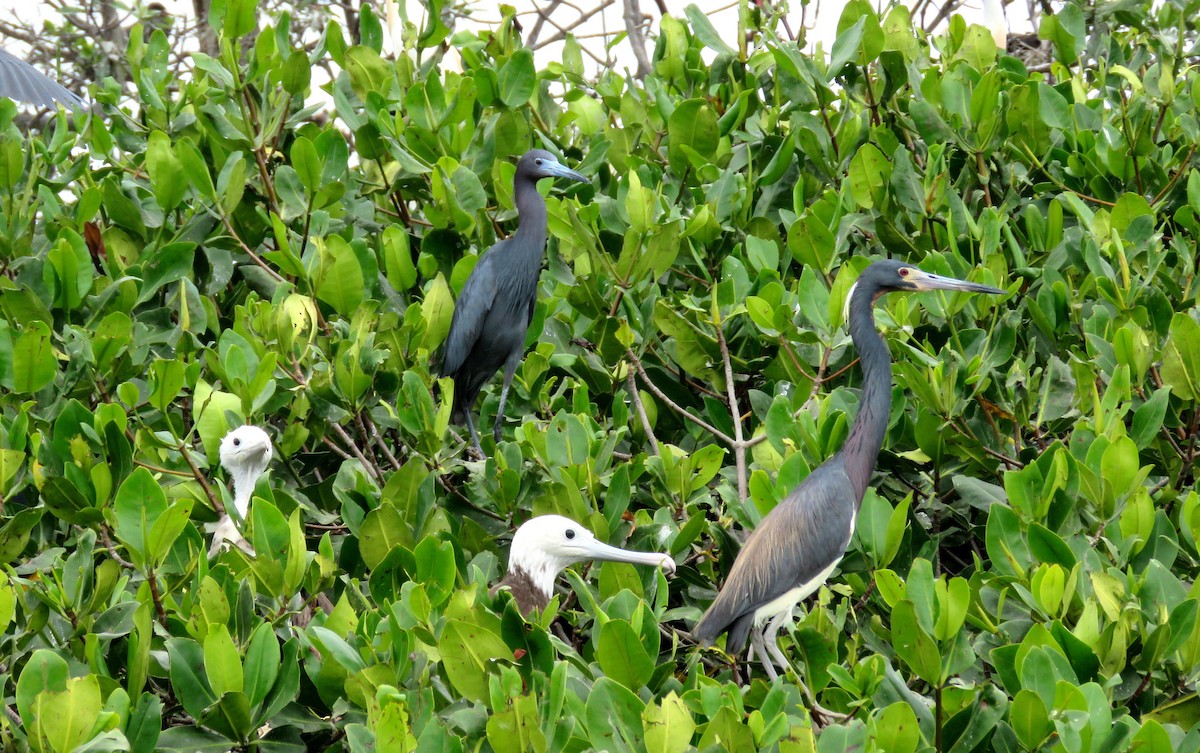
[
  {"xmin": 0, "ymin": 47, "xmax": 85, "ymax": 111},
  {"xmin": 693, "ymin": 260, "xmax": 1003, "ymax": 698},
  {"xmin": 439, "ymin": 149, "xmax": 587, "ymax": 455}
]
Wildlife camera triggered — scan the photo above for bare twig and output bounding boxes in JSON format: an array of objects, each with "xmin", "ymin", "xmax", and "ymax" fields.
[
  {"xmin": 716, "ymin": 321, "xmax": 747, "ymax": 502},
  {"xmin": 627, "ymin": 349, "xmax": 733, "ymax": 445},
  {"xmin": 626, "ymin": 366, "xmax": 660, "ymax": 456},
  {"xmin": 622, "ymin": 0, "xmax": 652, "ymax": 78}
]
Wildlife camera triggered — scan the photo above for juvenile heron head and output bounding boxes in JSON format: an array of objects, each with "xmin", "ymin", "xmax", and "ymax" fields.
[
  {"xmin": 518, "ymin": 149, "xmax": 588, "ymax": 184},
  {"xmin": 505, "ymin": 515, "xmax": 675, "ymax": 605},
  {"xmin": 219, "ymin": 426, "xmax": 273, "ymax": 518}
]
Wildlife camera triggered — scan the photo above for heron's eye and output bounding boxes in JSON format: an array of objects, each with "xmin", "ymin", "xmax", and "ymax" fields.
[
  {"xmin": 232, "ymin": 437, "xmax": 241, "ymax": 446},
  {"xmin": 565, "ymin": 529, "xmax": 576, "ymax": 540},
  {"xmin": 535, "ymin": 158, "xmax": 543, "ymax": 166},
  {"xmin": 899, "ymin": 268, "xmax": 910, "ymax": 277}
]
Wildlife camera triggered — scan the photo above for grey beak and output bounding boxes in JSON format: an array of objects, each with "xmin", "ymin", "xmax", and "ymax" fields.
[
  {"xmin": 543, "ymin": 162, "xmax": 589, "ymax": 184},
  {"xmin": 582, "ymin": 540, "xmax": 677, "ymax": 575},
  {"xmin": 917, "ymin": 272, "xmax": 1005, "ymax": 295}
]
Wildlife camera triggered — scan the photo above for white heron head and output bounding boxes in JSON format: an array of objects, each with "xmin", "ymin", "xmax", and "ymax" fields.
[{"xmin": 507, "ymin": 514, "xmax": 675, "ymax": 598}]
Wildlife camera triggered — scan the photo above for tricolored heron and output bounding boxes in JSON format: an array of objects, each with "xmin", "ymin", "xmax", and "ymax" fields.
[
  {"xmin": 693, "ymin": 260, "xmax": 1003, "ymax": 690},
  {"xmin": 208, "ymin": 425, "xmax": 273, "ymax": 557},
  {"xmin": 492, "ymin": 515, "xmax": 675, "ymax": 614},
  {"xmin": 0, "ymin": 47, "xmax": 85, "ymax": 111},
  {"xmin": 439, "ymin": 149, "xmax": 588, "ymax": 457}
]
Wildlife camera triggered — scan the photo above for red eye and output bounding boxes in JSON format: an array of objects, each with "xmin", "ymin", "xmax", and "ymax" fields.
[{"xmin": 899, "ymin": 268, "xmax": 910, "ymax": 277}]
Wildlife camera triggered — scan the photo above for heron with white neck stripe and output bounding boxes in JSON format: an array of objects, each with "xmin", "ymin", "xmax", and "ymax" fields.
[{"xmin": 693, "ymin": 260, "xmax": 1003, "ymax": 708}]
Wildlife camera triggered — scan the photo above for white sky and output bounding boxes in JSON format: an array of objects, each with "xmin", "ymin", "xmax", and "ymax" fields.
[{"xmin": 4, "ymin": 0, "xmax": 1035, "ymax": 80}]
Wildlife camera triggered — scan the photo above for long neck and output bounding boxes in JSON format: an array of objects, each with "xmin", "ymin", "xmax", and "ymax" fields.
[
  {"xmin": 511, "ymin": 177, "xmax": 548, "ymax": 258},
  {"xmin": 229, "ymin": 467, "xmax": 260, "ymax": 520},
  {"xmin": 840, "ymin": 283, "xmax": 893, "ymax": 505}
]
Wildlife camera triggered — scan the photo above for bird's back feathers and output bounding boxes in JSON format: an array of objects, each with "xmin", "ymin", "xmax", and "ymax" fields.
[{"xmin": 693, "ymin": 460, "xmax": 857, "ymax": 651}]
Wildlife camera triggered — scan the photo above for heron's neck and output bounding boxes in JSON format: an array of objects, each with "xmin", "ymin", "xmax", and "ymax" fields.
[
  {"xmin": 512, "ymin": 179, "xmax": 548, "ymax": 258},
  {"xmin": 508, "ymin": 549, "xmax": 564, "ymax": 600},
  {"xmin": 228, "ymin": 467, "xmax": 261, "ymax": 520},
  {"xmin": 841, "ymin": 285, "xmax": 892, "ymax": 504}
]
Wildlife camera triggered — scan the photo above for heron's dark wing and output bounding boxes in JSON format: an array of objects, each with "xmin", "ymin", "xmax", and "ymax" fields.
[
  {"xmin": 693, "ymin": 461, "xmax": 856, "ymax": 649},
  {"xmin": 439, "ymin": 245, "xmax": 505, "ymax": 378},
  {"xmin": 0, "ymin": 48, "xmax": 84, "ymax": 111}
]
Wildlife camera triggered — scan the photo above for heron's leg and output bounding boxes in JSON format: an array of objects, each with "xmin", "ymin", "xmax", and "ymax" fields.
[
  {"xmin": 762, "ymin": 612, "xmax": 796, "ymax": 676},
  {"xmin": 768, "ymin": 614, "xmax": 849, "ymax": 724},
  {"xmin": 463, "ymin": 411, "xmax": 484, "ymax": 457},
  {"xmin": 493, "ymin": 352, "xmax": 522, "ymax": 444},
  {"xmin": 750, "ymin": 625, "xmax": 778, "ymax": 681}
]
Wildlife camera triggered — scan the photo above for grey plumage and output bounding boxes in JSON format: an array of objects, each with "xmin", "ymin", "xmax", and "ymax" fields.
[
  {"xmin": 439, "ymin": 149, "xmax": 587, "ymax": 455},
  {"xmin": 694, "ymin": 259, "xmax": 1004, "ymax": 684},
  {"xmin": 0, "ymin": 48, "xmax": 84, "ymax": 111}
]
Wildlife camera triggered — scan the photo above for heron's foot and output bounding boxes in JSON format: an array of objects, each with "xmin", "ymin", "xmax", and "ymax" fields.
[
  {"xmin": 466, "ymin": 444, "xmax": 486, "ymax": 462},
  {"xmin": 791, "ymin": 673, "xmax": 849, "ymax": 726}
]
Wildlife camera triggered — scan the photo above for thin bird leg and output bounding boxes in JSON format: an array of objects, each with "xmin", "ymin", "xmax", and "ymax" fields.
[
  {"xmin": 762, "ymin": 611, "xmax": 797, "ymax": 675},
  {"xmin": 463, "ymin": 411, "xmax": 484, "ymax": 457},
  {"xmin": 493, "ymin": 353, "xmax": 522, "ymax": 444},
  {"xmin": 750, "ymin": 625, "xmax": 779, "ymax": 681},
  {"xmin": 766, "ymin": 614, "xmax": 850, "ymax": 724}
]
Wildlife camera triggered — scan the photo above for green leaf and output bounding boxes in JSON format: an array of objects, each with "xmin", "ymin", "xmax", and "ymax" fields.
[
  {"xmin": 203, "ymin": 624, "xmax": 243, "ymax": 697},
  {"xmin": 166, "ymin": 638, "xmax": 217, "ymax": 720},
  {"xmin": 33, "ymin": 675, "xmax": 102, "ymax": 753},
  {"xmin": 667, "ymin": 99, "xmax": 719, "ymax": 170},
  {"xmin": 16, "ymin": 650, "xmax": 69, "ymax": 733},
  {"xmin": 598, "ymin": 619, "xmax": 654, "ymax": 690},
  {"xmin": 891, "ymin": 600, "xmax": 941, "ymax": 685},
  {"xmin": 437, "ymin": 620, "xmax": 513, "ymax": 703},
  {"xmin": 499, "ymin": 50, "xmax": 536, "ymax": 107},
  {"xmin": 1010, "ymin": 689, "xmax": 1049, "ymax": 749},
  {"xmin": 112, "ymin": 467, "xmax": 168, "ymax": 568},
  {"xmin": 145, "ymin": 131, "xmax": 186, "ymax": 210},
  {"xmin": 242, "ymin": 623, "xmax": 281, "ymax": 708},
  {"xmin": 11, "ymin": 321, "xmax": 55, "ymax": 394},
  {"xmin": 585, "ymin": 677, "xmax": 645, "ymax": 753},
  {"xmin": 873, "ymin": 702, "xmax": 920, "ymax": 753},
  {"xmin": 642, "ymin": 691, "xmax": 695, "ymax": 753},
  {"xmin": 316, "ymin": 236, "xmax": 366, "ymax": 316},
  {"xmin": 828, "ymin": 16, "xmax": 865, "ymax": 78},
  {"xmin": 849, "ymin": 143, "xmax": 889, "ymax": 209},
  {"xmin": 1161, "ymin": 313, "xmax": 1200, "ymax": 400},
  {"xmin": 137, "ymin": 242, "xmax": 197, "ymax": 304},
  {"xmin": 683, "ymin": 5, "xmax": 735, "ymax": 55}
]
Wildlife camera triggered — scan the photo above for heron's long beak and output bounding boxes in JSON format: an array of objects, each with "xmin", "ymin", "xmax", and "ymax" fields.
[
  {"xmin": 543, "ymin": 162, "xmax": 589, "ymax": 184},
  {"xmin": 580, "ymin": 540, "xmax": 677, "ymax": 574},
  {"xmin": 909, "ymin": 269, "xmax": 1005, "ymax": 295}
]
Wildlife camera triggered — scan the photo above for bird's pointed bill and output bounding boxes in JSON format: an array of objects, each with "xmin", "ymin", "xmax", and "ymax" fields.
[
  {"xmin": 907, "ymin": 269, "xmax": 1005, "ymax": 295},
  {"xmin": 577, "ymin": 540, "xmax": 676, "ymax": 574},
  {"xmin": 539, "ymin": 160, "xmax": 588, "ymax": 184}
]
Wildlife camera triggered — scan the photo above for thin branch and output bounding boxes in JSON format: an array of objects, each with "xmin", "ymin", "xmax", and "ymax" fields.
[
  {"xmin": 622, "ymin": 0, "xmax": 652, "ymax": 78},
  {"xmin": 221, "ymin": 215, "xmax": 286, "ymax": 282},
  {"xmin": 177, "ymin": 440, "xmax": 224, "ymax": 516},
  {"xmin": 627, "ymin": 349, "xmax": 733, "ymax": 445},
  {"xmin": 626, "ymin": 365, "xmax": 660, "ymax": 456},
  {"xmin": 716, "ymin": 321, "xmax": 747, "ymax": 502},
  {"xmin": 329, "ymin": 422, "xmax": 383, "ymax": 484}
]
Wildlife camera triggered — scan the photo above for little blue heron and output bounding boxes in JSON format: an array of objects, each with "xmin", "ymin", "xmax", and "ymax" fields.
[
  {"xmin": 0, "ymin": 48, "xmax": 85, "ymax": 111},
  {"xmin": 208, "ymin": 425, "xmax": 273, "ymax": 557},
  {"xmin": 693, "ymin": 260, "xmax": 1003, "ymax": 695},
  {"xmin": 440, "ymin": 149, "xmax": 587, "ymax": 455},
  {"xmin": 492, "ymin": 514, "xmax": 675, "ymax": 614}
]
